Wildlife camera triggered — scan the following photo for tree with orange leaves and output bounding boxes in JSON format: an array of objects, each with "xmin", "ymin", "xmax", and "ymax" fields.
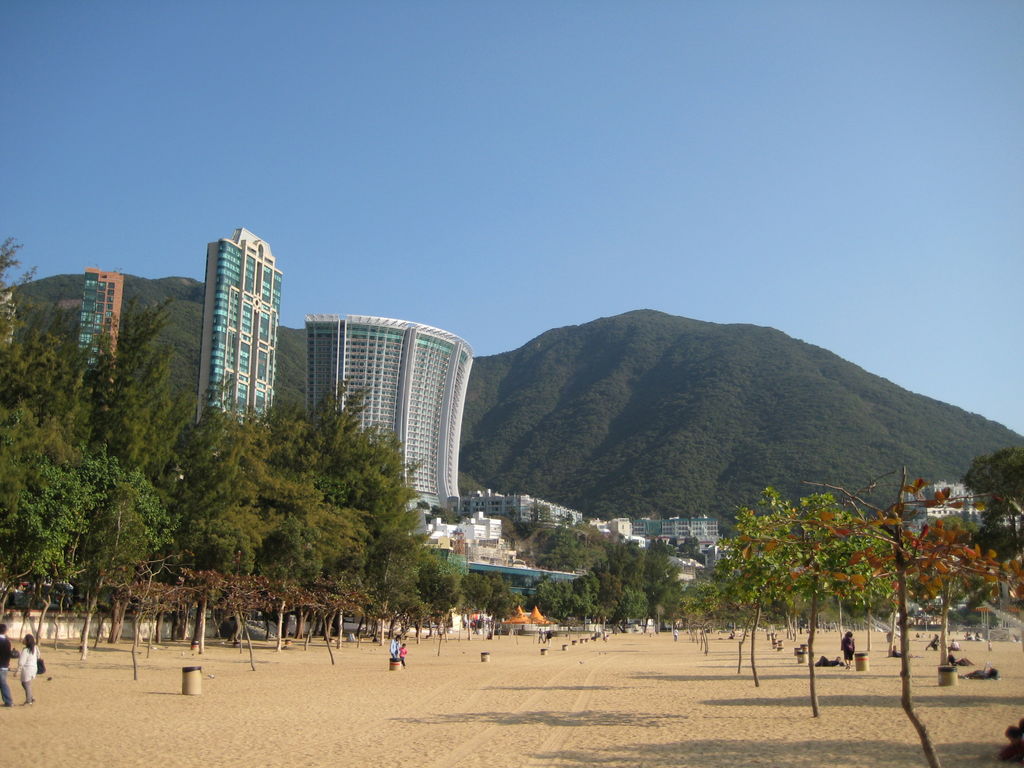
[{"xmin": 808, "ymin": 471, "xmax": 1002, "ymax": 768}]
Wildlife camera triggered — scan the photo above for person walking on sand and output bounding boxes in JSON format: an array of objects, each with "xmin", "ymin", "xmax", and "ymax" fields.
[
  {"xmin": 0, "ymin": 624, "xmax": 13, "ymax": 707},
  {"xmin": 841, "ymin": 631, "xmax": 855, "ymax": 669},
  {"xmin": 399, "ymin": 643, "xmax": 408, "ymax": 668},
  {"xmin": 18, "ymin": 634, "xmax": 38, "ymax": 705}
]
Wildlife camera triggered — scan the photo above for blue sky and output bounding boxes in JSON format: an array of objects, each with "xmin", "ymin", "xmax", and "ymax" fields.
[{"xmin": 3, "ymin": 2, "xmax": 1022, "ymax": 435}]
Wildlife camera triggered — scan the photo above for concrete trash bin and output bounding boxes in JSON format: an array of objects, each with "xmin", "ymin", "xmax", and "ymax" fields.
[
  {"xmin": 938, "ymin": 665, "xmax": 957, "ymax": 687},
  {"xmin": 389, "ymin": 659, "xmax": 402, "ymax": 671},
  {"xmin": 480, "ymin": 652, "xmax": 490, "ymax": 663},
  {"xmin": 795, "ymin": 650, "xmax": 807, "ymax": 664},
  {"xmin": 182, "ymin": 666, "xmax": 202, "ymax": 695},
  {"xmin": 540, "ymin": 648, "xmax": 548, "ymax": 656},
  {"xmin": 855, "ymin": 652, "xmax": 869, "ymax": 672}
]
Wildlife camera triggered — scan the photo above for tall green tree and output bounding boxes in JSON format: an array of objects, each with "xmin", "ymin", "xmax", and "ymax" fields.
[
  {"xmin": 964, "ymin": 446, "xmax": 1024, "ymax": 559},
  {"xmin": 84, "ymin": 301, "xmax": 191, "ymax": 484}
]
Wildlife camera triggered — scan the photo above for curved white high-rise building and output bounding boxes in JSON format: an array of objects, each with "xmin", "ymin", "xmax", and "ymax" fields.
[{"xmin": 305, "ymin": 314, "xmax": 473, "ymax": 507}]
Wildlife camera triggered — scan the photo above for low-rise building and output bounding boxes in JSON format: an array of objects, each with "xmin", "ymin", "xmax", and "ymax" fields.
[
  {"xmin": 453, "ymin": 490, "xmax": 583, "ymax": 527},
  {"xmin": 632, "ymin": 516, "xmax": 719, "ymax": 545}
]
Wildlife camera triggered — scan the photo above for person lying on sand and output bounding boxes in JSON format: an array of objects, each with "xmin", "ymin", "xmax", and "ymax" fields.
[
  {"xmin": 963, "ymin": 666, "xmax": 999, "ymax": 680},
  {"xmin": 947, "ymin": 653, "xmax": 974, "ymax": 667},
  {"xmin": 814, "ymin": 655, "xmax": 844, "ymax": 667}
]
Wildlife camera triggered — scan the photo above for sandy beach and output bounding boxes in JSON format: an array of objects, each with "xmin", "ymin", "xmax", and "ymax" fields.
[{"xmin": 2, "ymin": 629, "xmax": 1019, "ymax": 767}]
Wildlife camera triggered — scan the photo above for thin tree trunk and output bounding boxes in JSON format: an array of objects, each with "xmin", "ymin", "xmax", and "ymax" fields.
[
  {"xmin": 275, "ymin": 601, "xmax": 286, "ymax": 652},
  {"xmin": 808, "ymin": 590, "xmax": 820, "ymax": 718},
  {"xmin": 243, "ymin": 613, "xmax": 256, "ymax": 672},
  {"xmin": 736, "ymin": 620, "xmax": 747, "ymax": 674},
  {"xmin": 939, "ymin": 588, "xmax": 951, "ymax": 661},
  {"xmin": 108, "ymin": 598, "xmax": 127, "ymax": 644},
  {"xmin": 889, "ymin": 608, "xmax": 899, "ymax": 654},
  {"xmin": 750, "ymin": 602, "xmax": 762, "ymax": 688},
  {"xmin": 324, "ymin": 612, "xmax": 336, "ymax": 666},
  {"xmin": 80, "ymin": 588, "xmax": 101, "ymax": 661},
  {"xmin": 32, "ymin": 589, "xmax": 50, "ymax": 641},
  {"xmin": 92, "ymin": 610, "xmax": 105, "ymax": 650},
  {"xmin": 196, "ymin": 596, "xmax": 208, "ymax": 654},
  {"xmin": 896, "ymin": 547, "xmax": 942, "ymax": 768},
  {"xmin": 131, "ymin": 616, "xmax": 141, "ymax": 681}
]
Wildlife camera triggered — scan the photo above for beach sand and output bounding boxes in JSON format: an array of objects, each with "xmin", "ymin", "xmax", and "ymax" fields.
[{"xmin": 2, "ymin": 629, "xmax": 1018, "ymax": 767}]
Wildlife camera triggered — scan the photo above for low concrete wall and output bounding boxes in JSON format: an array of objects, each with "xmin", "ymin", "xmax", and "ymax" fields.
[{"xmin": 1, "ymin": 611, "xmax": 164, "ymax": 644}]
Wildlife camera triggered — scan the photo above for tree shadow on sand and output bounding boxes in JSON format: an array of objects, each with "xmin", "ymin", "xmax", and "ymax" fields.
[
  {"xmin": 527, "ymin": 737, "xmax": 998, "ymax": 768},
  {"xmin": 701, "ymin": 692, "xmax": 1024, "ymax": 708},
  {"xmin": 399, "ymin": 709, "xmax": 682, "ymax": 729}
]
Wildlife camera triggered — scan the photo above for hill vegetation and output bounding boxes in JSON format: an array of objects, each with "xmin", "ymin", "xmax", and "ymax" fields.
[
  {"xmin": 19, "ymin": 276, "xmax": 1022, "ymax": 524},
  {"xmin": 460, "ymin": 310, "xmax": 1023, "ymax": 521}
]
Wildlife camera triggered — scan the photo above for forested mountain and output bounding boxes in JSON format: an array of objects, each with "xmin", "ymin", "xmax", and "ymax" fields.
[
  {"xmin": 20, "ymin": 277, "xmax": 1022, "ymax": 523},
  {"xmin": 459, "ymin": 310, "xmax": 1023, "ymax": 521}
]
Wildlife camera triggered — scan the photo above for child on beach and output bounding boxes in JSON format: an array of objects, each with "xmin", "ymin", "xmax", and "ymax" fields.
[{"xmin": 399, "ymin": 643, "xmax": 408, "ymax": 667}]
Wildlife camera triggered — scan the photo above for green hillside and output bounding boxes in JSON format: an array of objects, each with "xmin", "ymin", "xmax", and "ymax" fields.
[
  {"xmin": 459, "ymin": 310, "xmax": 1023, "ymax": 521},
  {"xmin": 16, "ymin": 274, "xmax": 307, "ymax": 409},
  {"xmin": 18, "ymin": 278, "xmax": 1022, "ymax": 523}
]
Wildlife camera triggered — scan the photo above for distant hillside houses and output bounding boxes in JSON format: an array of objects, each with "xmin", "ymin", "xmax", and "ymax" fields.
[
  {"xmin": 420, "ymin": 510, "xmax": 515, "ymax": 566},
  {"xmin": 450, "ymin": 490, "xmax": 584, "ymax": 527},
  {"xmin": 590, "ymin": 516, "xmax": 719, "ymax": 546},
  {"xmin": 905, "ymin": 480, "xmax": 983, "ymax": 532}
]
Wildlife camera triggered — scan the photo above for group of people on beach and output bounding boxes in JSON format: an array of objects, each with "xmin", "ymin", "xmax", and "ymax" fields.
[{"xmin": 0, "ymin": 624, "xmax": 40, "ymax": 707}]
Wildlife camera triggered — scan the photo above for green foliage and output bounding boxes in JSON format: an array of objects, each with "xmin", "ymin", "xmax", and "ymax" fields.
[
  {"xmin": 1, "ymin": 263, "xmax": 423, "ymax": 621},
  {"xmin": 19, "ymin": 280, "xmax": 1022, "ymax": 527},
  {"xmin": 964, "ymin": 446, "xmax": 1024, "ymax": 559},
  {"xmin": 460, "ymin": 310, "xmax": 1023, "ymax": 520},
  {"xmin": 462, "ymin": 571, "xmax": 516, "ymax": 623}
]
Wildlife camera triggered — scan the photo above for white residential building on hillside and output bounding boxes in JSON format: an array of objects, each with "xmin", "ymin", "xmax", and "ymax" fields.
[{"xmin": 454, "ymin": 490, "xmax": 583, "ymax": 526}]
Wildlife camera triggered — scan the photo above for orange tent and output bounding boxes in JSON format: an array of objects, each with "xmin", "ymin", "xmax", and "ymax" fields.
[
  {"xmin": 503, "ymin": 606, "xmax": 531, "ymax": 624},
  {"xmin": 529, "ymin": 606, "xmax": 552, "ymax": 625}
]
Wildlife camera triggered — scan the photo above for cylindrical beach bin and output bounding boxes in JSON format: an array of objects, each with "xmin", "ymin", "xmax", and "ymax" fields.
[
  {"xmin": 795, "ymin": 649, "xmax": 807, "ymax": 664},
  {"xmin": 855, "ymin": 652, "xmax": 869, "ymax": 672},
  {"xmin": 182, "ymin": 666, "xmax": 202, "ymax": 695},
  {"xmin": 572, "ymin": 640, "xmax": 577, "ymax": 645},
  {"xmin": 938, "ymin": 665, "xmax": 957, "ymax": 687},
  {"xmin": 389, "ymin": 659, "xmax": 402, "ymax": 671},
  {"xmin": 540, "ymin": 648, "xmax": 548, "ymax": 656},
  {"xmin": 480, "ymin": 652, "xmax": 490, "ymax": 663}
]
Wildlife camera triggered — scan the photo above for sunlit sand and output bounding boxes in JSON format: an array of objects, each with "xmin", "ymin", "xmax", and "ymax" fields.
[{"xmin": 3, "ymin": 629, "xmax": 1017, "ymax": 767}]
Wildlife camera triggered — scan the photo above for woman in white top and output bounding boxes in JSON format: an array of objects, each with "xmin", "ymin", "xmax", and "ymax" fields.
[{"xmin": 17, "ymin": 634, "xmax": 38, "ymax": 705}]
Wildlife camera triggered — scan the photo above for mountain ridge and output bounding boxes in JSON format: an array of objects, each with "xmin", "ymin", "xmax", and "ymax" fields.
[{"xmin": 17, "ymin": 275, "xmax": 1022, "ymax": 521}]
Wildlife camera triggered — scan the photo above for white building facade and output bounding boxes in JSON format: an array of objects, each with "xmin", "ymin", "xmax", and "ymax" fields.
[
  {"xmin": 454, "ymin": 490, "xmax": 583, "ymax": 526},
  {"xmin": 305, "ymin": 314, "xmax": 473, "ymax": 507}
]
